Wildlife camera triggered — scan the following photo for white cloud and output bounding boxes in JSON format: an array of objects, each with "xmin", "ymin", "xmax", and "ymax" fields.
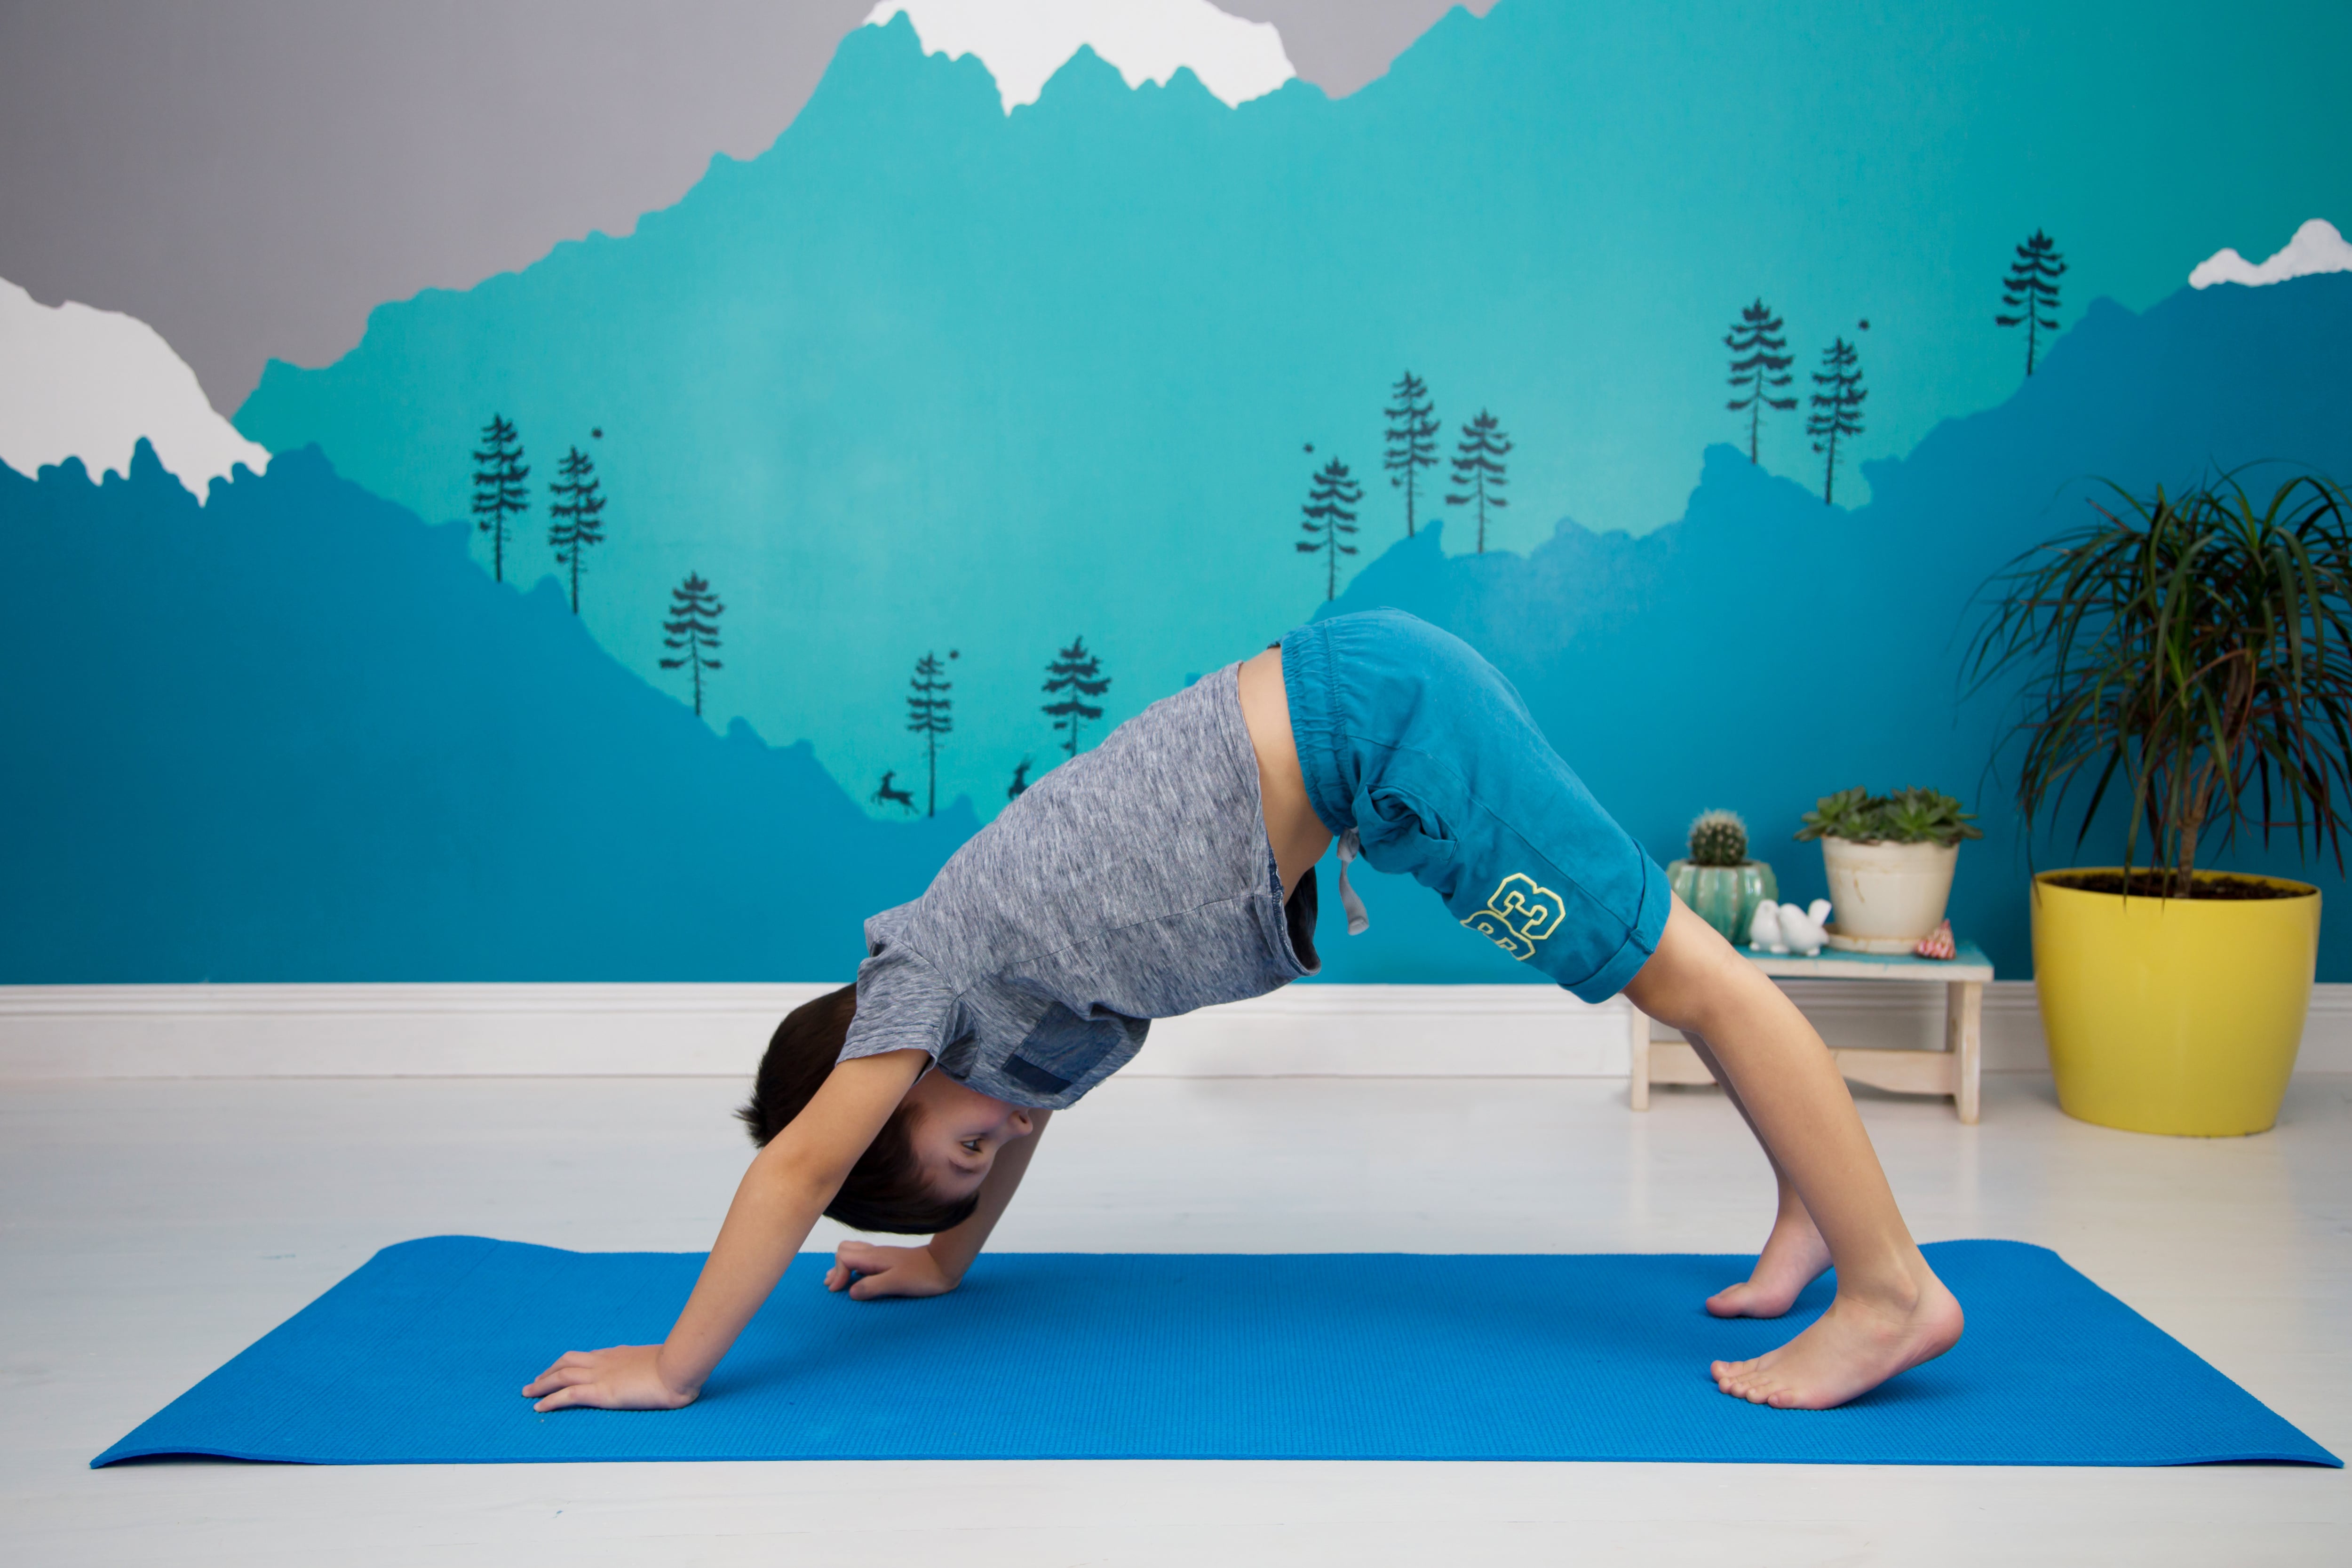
[
  {"xmin": 2189, "ymin": 218, "xmax": 2352, "ymax": 289},
  {"xmin": 0, "ymin": 277, "xmax": 270, "ymax": 497},
  {"xmin": 866, "ymin": 0, "xmax": 1294, "ymax": 113}
]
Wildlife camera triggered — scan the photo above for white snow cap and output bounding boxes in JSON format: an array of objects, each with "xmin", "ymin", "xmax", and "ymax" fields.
[
  {"xmin": 867, "ymin": 0, "xmax": 1295, "ymax": 113},
  {"xmin": 0, "ymin": 277, "xmax": 270, "ymax": 498},
  {"xmin": 2189, "ymin": 218, "xmax": 2352, "ymax": 290}
]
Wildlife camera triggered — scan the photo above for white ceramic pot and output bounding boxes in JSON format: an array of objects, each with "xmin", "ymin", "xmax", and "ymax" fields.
[{"xmin": 1820, "ymin": 837, "xmax": 1958, "ymax": 944}]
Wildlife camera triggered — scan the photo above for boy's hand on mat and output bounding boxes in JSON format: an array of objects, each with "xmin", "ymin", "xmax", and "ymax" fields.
[
  {"xmin": 826, "ymin": 1241, "xmax": 955, "ymax": 1299},
  {"xmin": 523, "ymin": 1345, "xmax": 697, "ymax": 1412}
]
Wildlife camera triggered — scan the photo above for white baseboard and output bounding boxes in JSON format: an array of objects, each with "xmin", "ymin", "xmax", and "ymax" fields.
[
  {"xmin": 2, "ymin": 979, "xmax": 2348, "ymax": 1081},
  {"xmin": 0, "ymin": 983, "xmax": 836, "ymax": 1079}
]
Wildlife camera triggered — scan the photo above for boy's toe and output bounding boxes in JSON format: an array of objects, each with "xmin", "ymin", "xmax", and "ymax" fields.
[{"xmin": 1711, "ymin": 1353, "xmax": 1795, "ymax": 1404}]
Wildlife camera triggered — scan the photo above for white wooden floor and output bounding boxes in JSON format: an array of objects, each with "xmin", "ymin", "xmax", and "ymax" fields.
[{"xmin": 5, "ymin": 1069, "xmax": 2349, "ymax": 1565}]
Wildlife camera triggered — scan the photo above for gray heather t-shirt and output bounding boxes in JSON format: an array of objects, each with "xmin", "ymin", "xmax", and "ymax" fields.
[{"xmin": 837, "ymin": 662, "xmax": 1320, "ymax": 1109}]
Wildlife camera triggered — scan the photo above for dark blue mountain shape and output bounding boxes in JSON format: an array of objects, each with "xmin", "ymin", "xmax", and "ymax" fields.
[
  {"xmin": 0, "ymin": 445, "xmax": 973, "ymax": 982},
  {"xmin": 232, "ymin": 3, "xmax": 2352, "ymax": 832},
  {"xmin": 1308, "ymin": 274, "xmax": 2352, "ymax": 983}
]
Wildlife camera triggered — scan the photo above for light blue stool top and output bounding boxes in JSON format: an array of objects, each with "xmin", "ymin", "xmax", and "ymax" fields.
[{"xmin": 1742, "ymin": 939, "xmax": 1993, "ymax": 984}]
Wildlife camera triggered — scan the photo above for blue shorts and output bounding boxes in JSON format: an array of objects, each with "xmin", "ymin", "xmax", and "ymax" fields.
[{"xmin": 1281, "ymin": 609, "xmax": 1670, "ymax": 1003}]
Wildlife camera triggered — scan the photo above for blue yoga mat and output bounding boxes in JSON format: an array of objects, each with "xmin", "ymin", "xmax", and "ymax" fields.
[{"xmin": 94, "ymin": 1237, "xmax": 2336, "ymax": 1468}]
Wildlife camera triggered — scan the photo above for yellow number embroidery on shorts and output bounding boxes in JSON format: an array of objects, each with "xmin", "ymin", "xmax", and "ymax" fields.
[{"xmin": 1461, "ymin": 873, "xmax": 1569, "ymax": 961}]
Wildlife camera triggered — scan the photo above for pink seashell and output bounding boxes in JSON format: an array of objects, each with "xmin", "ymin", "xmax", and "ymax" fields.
[{"xmin": 1915, "ymin": 919, "xmax": 1956, "ymax": 960}]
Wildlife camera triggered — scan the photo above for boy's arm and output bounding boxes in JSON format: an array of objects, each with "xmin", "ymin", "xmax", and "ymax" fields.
[
  {"xmin": 825, "ymin": 1108, "xmax": 1052, "ymax": 1299},
  {"xmin": 522, "ymin": 1048, "xmax": 927, "ymax": 1412}
]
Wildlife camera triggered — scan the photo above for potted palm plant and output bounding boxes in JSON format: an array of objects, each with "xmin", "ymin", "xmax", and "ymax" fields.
[{"xmin": 1968, "ymin": 472, "xmax": 2352, "ymax": 1135}]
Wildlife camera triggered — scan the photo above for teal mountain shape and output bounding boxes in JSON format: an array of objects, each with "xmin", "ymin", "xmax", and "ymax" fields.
[
  {"xmin": 0, "ymin": 444, "xmax": 972, "ymax": 982},
  {"xmin": 5, "ymin": 275, "xmax": 2349, "ymax": 982},
  {"xmin": 233, "ymin": 3, "xmax": 2352, "ymax": 830}
]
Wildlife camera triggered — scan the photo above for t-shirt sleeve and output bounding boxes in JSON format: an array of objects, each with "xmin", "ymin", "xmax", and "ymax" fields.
[{"xmin": 837, "ymin": 918, "xmax": 960, "ymax": 1067}]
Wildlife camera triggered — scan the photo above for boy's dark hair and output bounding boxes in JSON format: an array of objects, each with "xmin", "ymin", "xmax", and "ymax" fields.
[{"xmin": 735, "ymin": 983, "xmax": 981, "ymax": 1236}]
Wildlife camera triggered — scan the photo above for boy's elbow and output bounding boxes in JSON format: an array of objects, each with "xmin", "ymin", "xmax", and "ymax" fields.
[{"xmin": 751, "ymin": 1127, "xmax": 856, "ymax": 1206}]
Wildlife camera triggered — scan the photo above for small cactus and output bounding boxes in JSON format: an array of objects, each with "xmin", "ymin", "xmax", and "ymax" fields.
[{"xmin": 1687, "ymin": 809, "xmax": 1748, "ymax": 867}]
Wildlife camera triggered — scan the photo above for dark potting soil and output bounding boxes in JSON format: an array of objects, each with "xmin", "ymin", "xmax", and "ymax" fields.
[{"xmin": 2044, "ymin": 870, "xmax": 2312, "ymax": 900}]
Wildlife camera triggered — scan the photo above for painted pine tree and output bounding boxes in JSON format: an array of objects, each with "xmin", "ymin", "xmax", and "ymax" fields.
[
  {"xmin": 1382, "ymin": 371, "xmax": 1440, "ymax": 537},
  {"xmin": 658, "ymin": 572, "xmax": 724, "ymax": 716},
  {"xmin": 1295, "ymin": 456, "xmax": 1363, "ymax": 600},
  {"xmin": 905, "ymin": 651, "xmax": 953, "ymax": 818},
  {"xmin": 1007, "ymin": 756, "xmax": 1033, "ymax": 800},
  {"xmin": 1724, "ymin": 300, "xmax": 1796, "ymax": 463},
  {"xmin": 469, "ymin": 414, "xmax": 529, "ymax": 582},
  {"xmin": 1446, "ymin": 410, "xmax": 1512, "ymax": 553},
  {"xmin": 1996, "ymin": 230, "xmax": 2067, "ymax": 376},
  {"xmin": 546, "ymin": 445, "xmax": 606, "ymax": 614},
  {"xmin": 1806, "ymin": 337, "xmax": 1867, "ymax": 505},
  {"xmin": 1041, "ymin": 637, "xmax": 1110, "ymax": 757}
]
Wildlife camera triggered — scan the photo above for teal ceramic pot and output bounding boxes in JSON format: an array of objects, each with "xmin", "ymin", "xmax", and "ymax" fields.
[{"xmin": 1667, "ymin": 859, "xmax": 1779, "ymax": 945}]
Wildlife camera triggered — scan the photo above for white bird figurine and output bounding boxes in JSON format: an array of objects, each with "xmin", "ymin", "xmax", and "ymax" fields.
[
  {"xmin": 1748, "ymin": 899, "xmax": 1832, "ymax": 956},
  {"xmin": 1779, "ymin": 899, "xmax": 1832, "ymax": 956}
]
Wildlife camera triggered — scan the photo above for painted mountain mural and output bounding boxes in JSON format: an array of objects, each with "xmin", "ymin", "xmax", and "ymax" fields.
[
  {"xmin": 5, "ymin": 275, "xmax": 2350, "ymax": 982},
  {"xmin": 234, "ymin": 3, "xmax": 2352, "ymax": 832},
  {"xmin": 8, "ymin": 0, "xmax": 2352, "ymax": 986}
]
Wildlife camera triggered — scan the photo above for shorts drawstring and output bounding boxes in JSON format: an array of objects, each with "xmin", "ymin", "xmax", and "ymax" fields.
[{"xmin": 1336, "ymin": 828, "xmax": 1369, "ymax": 935}]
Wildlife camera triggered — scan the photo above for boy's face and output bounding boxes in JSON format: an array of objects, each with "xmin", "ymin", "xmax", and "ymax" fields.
[{"xmin": 902, "ymin": 1068, "xmax": 1035, "ymax": 1203}]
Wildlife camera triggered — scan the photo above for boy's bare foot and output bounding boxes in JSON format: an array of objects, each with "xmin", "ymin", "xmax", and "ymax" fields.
[
  {"xmin": 1710, "ymin": 1262, "xmax": 1963, "ymax": 1410},
  {"xmin": 1706, "ymin": 1208, "xmax": 1832, "ymax": 1319}
]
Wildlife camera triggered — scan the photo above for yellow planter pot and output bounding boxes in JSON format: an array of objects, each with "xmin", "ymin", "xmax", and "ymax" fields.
[{"xmin": 2031, "ymin": 870, "xmax": 2319, "ymax": 1136}]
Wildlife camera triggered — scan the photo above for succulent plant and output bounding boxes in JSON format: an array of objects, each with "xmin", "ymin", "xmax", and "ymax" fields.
[
  {"xmin": 1796, "ymin": 787, "xmax": 1878, "ymax": 843},
  {"xmin": 1686, "ymin": 809, "xmax": 1749, "ymax": 866},
  {"xmin": 1795, "ymin": 787, "xmax": 1983, "ymax": 846},
  {"xmin": 1884, "ymin": 786, "xmax": 1984, "ymax": 846}
]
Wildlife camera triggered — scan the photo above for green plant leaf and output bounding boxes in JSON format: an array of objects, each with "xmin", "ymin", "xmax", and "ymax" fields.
[{"xmin": 1964, "ymin": 470, "xmax": 2352, "ymax": 895}]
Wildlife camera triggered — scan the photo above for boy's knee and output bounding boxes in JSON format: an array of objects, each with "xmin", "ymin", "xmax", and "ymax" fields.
[{"xmin": 1622, "ymin": 899, "xmax": 1755, "ymax": 1033}]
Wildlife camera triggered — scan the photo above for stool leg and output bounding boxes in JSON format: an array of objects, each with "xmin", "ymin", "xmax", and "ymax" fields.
[
  {"xmin": 1628, "ymin": 1000, "xmax": 1651, "ymax": 1111},
  {"xmin": 1948, "ymin": 979, "xmax": 1983, "ymax": 1124}
]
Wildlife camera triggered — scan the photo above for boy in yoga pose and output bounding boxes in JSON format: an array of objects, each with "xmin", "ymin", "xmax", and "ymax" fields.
[{"xmin": 525, "ymin": 610, "xmax": 1963, "ymax": 1414}]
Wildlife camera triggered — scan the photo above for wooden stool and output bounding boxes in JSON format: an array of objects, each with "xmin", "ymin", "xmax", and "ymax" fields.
[{"xmin": 1627, "ymin": 941, "xmax": 1994, "ymax": 1123}]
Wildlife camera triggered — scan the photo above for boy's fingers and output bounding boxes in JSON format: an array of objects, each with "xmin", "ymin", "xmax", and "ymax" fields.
[
  {"xmin": 851, "ymin": 1267, "xmax": 930, "ymax": 1300},
  {"xmin": 522, "ymin": 1366, "xmax": 591, "ymax": 1396},
  {"xmin": 533, "ymin": 1385, "xmax": 598, "ymax": 1413}
]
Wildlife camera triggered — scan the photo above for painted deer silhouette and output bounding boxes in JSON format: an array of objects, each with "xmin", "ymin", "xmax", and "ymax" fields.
[
  {"xmin": 871, "ymin": 770, "xmax": 916, "ymax": 814},
  {"xmin": 1007, "ymin": 756, "xmax": 1033, "ymax": 800}
]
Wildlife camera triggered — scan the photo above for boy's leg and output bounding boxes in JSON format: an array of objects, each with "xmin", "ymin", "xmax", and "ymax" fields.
[
  {"xmin": 1678, "ymin": 1028, "xmax": 1832, "ymax": 1318},
  {"xmin": 1626, "ymin": 899, "xmax": 1963, "ymax": 1409},
  {"xmin": 1280, "ymin": 611, "xmax": 1956, "ymax": 1405}
]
